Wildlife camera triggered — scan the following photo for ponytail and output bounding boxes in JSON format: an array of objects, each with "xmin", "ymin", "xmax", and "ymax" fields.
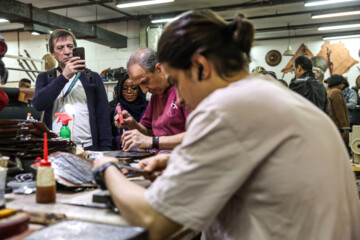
[
  {"xmin": 230, "ymin": 13, "xmax": 254, "ymax": 57},
  {"xmin": 157, "ymin": 10, "xmax": 254, "ymax": 78}
]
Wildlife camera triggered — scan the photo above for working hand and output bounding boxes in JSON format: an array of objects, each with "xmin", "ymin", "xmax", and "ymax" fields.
[
  {"xmin": 139, "ymin": 154, "xmax": 169, "ymax": 172},
  {"xmin": 121, "ymin": 129, "xmax": 152, "ymax": 151},
  {"xmin": 62, "ymin": 56, "xmax": 86, "ymax": 80},
  {"xmin": 93, "ymin": 156, "xmax": 130, "ymax": 176},
  {"xmin": 137, "ymin": 154, "xmax": 169, "ymax": 181},
  {"xmin": 92, "ymin": 156, "xmax": 118, "ymax": 171},
  {"xmin": 114, "ymin": 110, "xmax": 137, "ymax": 130}
]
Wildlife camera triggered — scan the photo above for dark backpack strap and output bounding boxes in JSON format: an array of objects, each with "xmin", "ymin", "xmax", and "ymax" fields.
[
  {"xmin": 84, "ymin": 68, "xmax": 95, "ymax": 86},
  {"xmin": 46, "ymin": 68, "xmax": 57, "ymax": 84}
]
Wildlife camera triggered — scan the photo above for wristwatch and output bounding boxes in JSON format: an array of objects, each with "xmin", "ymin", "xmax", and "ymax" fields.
[
  {"xmin": 93, "ymin": 162, "xmax": 117, "ymax": 190},
  {"xmin": 152, "ymin": 136, "xmax": 159, "ymax": 149}
]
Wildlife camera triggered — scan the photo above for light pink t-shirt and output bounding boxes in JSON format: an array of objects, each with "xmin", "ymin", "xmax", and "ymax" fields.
[
  {"xmin": 140, "ymin": 86, "xmax": 190, "ymax": 136},
  {"xmin": 145, "ymin": 76, "xmax": 360, "ymax": 240}
]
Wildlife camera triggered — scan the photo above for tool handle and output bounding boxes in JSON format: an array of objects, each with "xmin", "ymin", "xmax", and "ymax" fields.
[{"xmin": 116, "ymin": 105, "xmax": 124, "ymax": 124}]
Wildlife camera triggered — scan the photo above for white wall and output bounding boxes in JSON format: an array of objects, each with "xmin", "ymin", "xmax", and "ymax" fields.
[
  {"xmin": 250, "ymin": 36, "xmax": 360, "ymax": 87},
  {"xmin": 2, "ymin": 22, "xmax": 360, "ymax": 91},
  {"xmin": 1, "ymin": 20, "xmax": 140, "ymax": 90}
]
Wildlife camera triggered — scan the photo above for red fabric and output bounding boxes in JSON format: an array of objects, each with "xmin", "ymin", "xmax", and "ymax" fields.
[
  {"xmin": 0, "ymin": 88, "xmax": 9, "ymax": 111},
  {"xmin": 140, "ymin": 86, "xmax": 190, "ymax": 136}
]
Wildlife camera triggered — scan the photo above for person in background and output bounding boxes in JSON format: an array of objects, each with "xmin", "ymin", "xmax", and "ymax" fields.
[
  {"xmin": 94, "ymin": 10, "xmax": 360, "ymax": 240},
  {"xmin": 313, "ymin": 67, "xmax": 324, "ymax": 83},
  {"xmin": 108, "ymin": 84, "xmax": 118, "ymax": 108},
  {"xmin": 251, "ymin": 66, "xmax": 265, "ymax": 74},
  {"xmin": 109, "ymin": 84, "xmax": 119, "ymax": 149},
  {"xmin": 342, "ymin": 77, "xmax": 357, "ymax": 126},
  {"xmin": 0, "ymin": 88, "xmax": 8, "ymax": 111},
  {"xmin": 290, "ymin": 55, "xmax": 328, "ymax": 113},
  {"xmin": 265, "ymin": 71, "xmax": 277, "ymax": 80},
  {"xmin": 18, "ymin": 78, "xmax": 31, "ymax": 88},
  {"xmin": 33, "ymin": 29, "xmax": 111, "ymax": 151},
  {"xmin": 324, "ymin": 79, "xmax": 329, "ymax": 89},
  {"xmin": 351, "ymin": 83, "xmax": 360, "ymax": 126},
  {"xmin": 327, "ymin": 74, "xmax": 350, "ymax": 145},
  {"xmin": 110, "ymin": 72, "xmax": 148, "ymax": 150},
  {"xmin": 352, "ymin": 75, "xmax": 360, "ymax": 104},
  {"xmin": 278, "ymin": 79, "xmax": 288, "ymax": 87},
  {"xmin": 114, "ymin": 48, "xmax": 190, "ymax": 151}
]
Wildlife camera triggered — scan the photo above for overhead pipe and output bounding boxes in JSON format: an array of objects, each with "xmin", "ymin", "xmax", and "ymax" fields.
[{"xmin": 0, "ymin": 0, "xmax": 127, "ymax": 48}]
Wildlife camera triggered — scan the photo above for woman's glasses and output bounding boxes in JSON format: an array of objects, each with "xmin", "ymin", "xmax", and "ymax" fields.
[{"xmin": 122, "ymin": 86, "xmax": 138, "ymax": 93}]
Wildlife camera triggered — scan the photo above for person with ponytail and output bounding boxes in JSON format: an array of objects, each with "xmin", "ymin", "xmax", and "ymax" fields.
[{"xmin": 94, "ymin": 10, "xmax": 360, "ymax": 240}]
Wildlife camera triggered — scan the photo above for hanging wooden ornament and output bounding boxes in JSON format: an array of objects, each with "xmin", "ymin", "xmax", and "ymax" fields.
[{"xmin": 265, "ymin": 50, "xmax": 282, "ymax": 67}]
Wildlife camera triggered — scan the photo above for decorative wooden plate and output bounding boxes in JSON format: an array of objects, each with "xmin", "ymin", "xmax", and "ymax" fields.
[{"xmin": 265, "ymin": 50, "xmax": 282, "ymax": 66}]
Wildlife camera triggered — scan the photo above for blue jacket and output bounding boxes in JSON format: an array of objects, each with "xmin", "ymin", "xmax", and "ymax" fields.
[
  {"xmin": 33, "ymin": 67, "xmax": 112, "ymax": 150},
  {"xmin": 343, "ymin": 87, "xmax": 357, "ymax": 125}
]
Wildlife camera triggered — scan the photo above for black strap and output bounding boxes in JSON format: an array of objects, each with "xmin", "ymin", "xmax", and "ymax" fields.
[
  {"xmin": 152, "ymin": 136, "xmax": 159, "ymax": 149},
  {"xmin": 46, "ymin": 68, "xmax": 57, "ymax": 84},
  {"xmin": 84, "ymin": 68, "xmax": 94, "ymax": 86}
]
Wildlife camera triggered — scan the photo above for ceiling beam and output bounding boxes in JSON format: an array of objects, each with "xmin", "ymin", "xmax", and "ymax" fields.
[
  {"xmin": 86, "ymin": 0, "xmax": 304, "ymax": 24},
  {"xmin": 86, "ymin": 1, "xmax": 360, "ymax": 25},
  {"xmin": 43, "ymin": 0, "xmax": 133, "ymax": 18},
  {"xmin": 42, "ymin": 2, "xmax": 103, "ymax": 10},
  {"xmin": 144, "ymin": 2, "xmax": 360, "ymax": 24},
  {"xmin": 206, "ymin": 0, "xmax": 303, "ymax": 12},
  {"xmin": 256, "ymin": 19, "xmax": 360, "ymax": 32},
  {"xmin": 87, "ymin": 16, "xmax": 131, "ymax": 25},
  {"xmin": 247, "ymin": 5, "xmax": 360, "ymax": 20},
  {"xmin": 96, "ymin": 3, "xmax": 133, "ymax": 17},
  {"xmin": 255, "ymin": 29, "xmax": 360, "ymax": 41},
  {"xmin": 0, "ymin": 0, "xmax": 127, "ymax": 48}
]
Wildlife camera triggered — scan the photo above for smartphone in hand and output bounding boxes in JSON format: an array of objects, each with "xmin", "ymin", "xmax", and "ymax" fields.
[{"xmin": 72, "ymin": 47, "xmax": 85, "ymax": 70}]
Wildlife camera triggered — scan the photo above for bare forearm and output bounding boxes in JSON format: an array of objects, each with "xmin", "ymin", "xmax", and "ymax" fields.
[
  {"xmin": 104, "ymin": 166, "xmax": 181, "ymax": 239},
  {"xmin": 105, "ymin": 166, "xmax": 151, "ymax": 224},
  {"xmin": 159, "ymin": 132, "xmax": 186, "ymax": 149}
]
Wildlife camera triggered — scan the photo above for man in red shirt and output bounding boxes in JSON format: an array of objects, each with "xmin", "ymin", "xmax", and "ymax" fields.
[{"xmin": 115, "ymin": 48, "xmax": 190, "ymax": 151}]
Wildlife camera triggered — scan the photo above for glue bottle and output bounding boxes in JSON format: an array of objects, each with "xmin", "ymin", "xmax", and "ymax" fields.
[
  {"xmin": 35, "ymin": 157, "xmax": 56, "ymax": 203},
  {"xmin": 55, "ymin": 113, "xmax": 72, "ymax": 139},
  {"xmin": 36, "ymin": 133, "xmax": 56, "ymax": 203}
]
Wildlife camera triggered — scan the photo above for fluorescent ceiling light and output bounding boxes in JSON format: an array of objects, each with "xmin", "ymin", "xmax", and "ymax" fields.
[
  {"xmin": 318, "ymin": 23, "xmax": 360, "ymax": 31},
  {"xmin": 117, "ymin": 0, "xmax": 174, "ymax": 8},
  {"xmin": 31, "ymin": 32, "xmax": 40, "ymax": 36},
  {"xmin": 305, "ymin": 0, "xmax": 356, "ymax": 7},
  {"xmin": 323, "ymin": 34, "xmax": 360, "ymax": 40},
  {"xmin": 312, "ymin": 10, "xmax": 360, "ymax": 19},
  {"xmin": 0, "ymin": 18, "xmax": 9, "ymax": 23},
  {"xmin": 151, "ymin": 17, "xmax": 179, "ymax": 23}
]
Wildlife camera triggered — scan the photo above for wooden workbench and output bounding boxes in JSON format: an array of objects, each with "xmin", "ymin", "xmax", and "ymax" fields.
[{"xmin": 5, "ymin": 189, "xmax": 127, "ymax": 226}]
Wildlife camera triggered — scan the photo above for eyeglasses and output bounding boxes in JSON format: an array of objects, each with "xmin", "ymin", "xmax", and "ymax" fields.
[{"xmin": 122, "ymin": 86, "xmax": 138, "ymax": 93}]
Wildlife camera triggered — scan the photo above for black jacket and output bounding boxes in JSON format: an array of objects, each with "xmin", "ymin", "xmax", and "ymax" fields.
[
  {"xmin": 290, "ymin": 71, "xmax": 329, "ymax": 113},
  {"xmin": 33, "ymin": 67, "xmax": 112, "ymax": 151}
]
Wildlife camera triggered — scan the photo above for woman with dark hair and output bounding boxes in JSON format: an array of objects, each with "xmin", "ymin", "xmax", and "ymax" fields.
[
  {"xmin": 110, "ymin": 72, "xmax": 148, "ymax": 149},
  {"xmin": 94, "ymin": 9, "xmax": 359, "ymax": 240}
]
